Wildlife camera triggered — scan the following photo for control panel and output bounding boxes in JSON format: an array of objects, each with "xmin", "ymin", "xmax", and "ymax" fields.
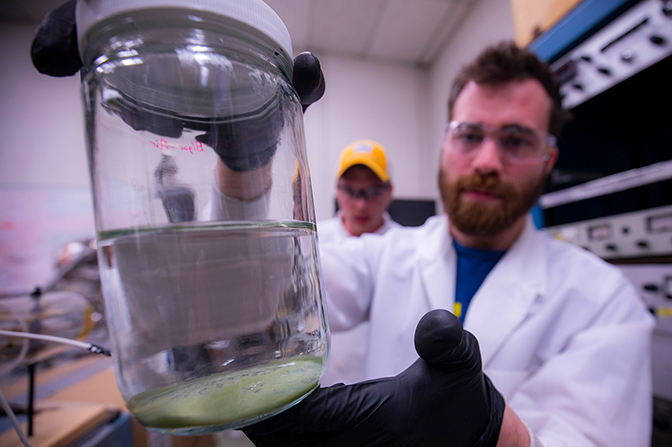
[
  {"xmin": 545, "ymin": 204, "xmax": 672, "ymax": 259},
  {"xmin": 619, "ymin": 264, "xmax": 672, "ymax": 335},
  {"xmin": 617, "ymin": 264, "xmax": 672, "ymax": 400},
  {"xmin": 551, "ymin": 0, "xmax": 672, "ymax": 109}
]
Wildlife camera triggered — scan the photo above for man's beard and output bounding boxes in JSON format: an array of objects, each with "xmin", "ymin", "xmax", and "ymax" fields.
[{"xmin": 438, "ymin": 168, "xmax": 546, "ymax": 236}]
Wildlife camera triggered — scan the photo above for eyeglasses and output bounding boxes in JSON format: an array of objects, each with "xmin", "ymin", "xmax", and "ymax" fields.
[
  {"xmin": 337, "ymin": 184, "xmax": 390, "ymax": 201},
  {"xmin": 443, "ymin": 121, "xmax": 556, "ymax": 163}
]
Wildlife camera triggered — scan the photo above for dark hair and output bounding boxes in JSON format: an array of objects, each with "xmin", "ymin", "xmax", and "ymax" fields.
[{"xmin": 448, "ymin": 41, "xmax": 571, "ymax": 137}]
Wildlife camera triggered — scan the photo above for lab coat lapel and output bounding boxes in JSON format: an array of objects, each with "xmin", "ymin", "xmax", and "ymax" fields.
[
  {"xmin": 418, "ymin": 217, "xmax": 456, "ymax": 311},
  {"xmin": 463, "ymin": 218, "xmax": 547, "ymax": 367}
]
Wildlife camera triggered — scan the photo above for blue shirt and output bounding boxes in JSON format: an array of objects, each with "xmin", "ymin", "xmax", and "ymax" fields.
[{"xmin": 453, "ymin": 239, "xmax": 506, "ymax": 323}]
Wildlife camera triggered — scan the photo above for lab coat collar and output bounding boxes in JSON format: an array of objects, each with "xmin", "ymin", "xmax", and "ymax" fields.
[
  {"xmin": 464, "ymin": 216, "xmax": 547, "ymax": 366},
  {"xmin": 418, "ymin": 216, "xmax": 455, "ymax": 311},
  {"xmin": 418, "ymin": 215, "xmax": 547, "ymax": 367}
]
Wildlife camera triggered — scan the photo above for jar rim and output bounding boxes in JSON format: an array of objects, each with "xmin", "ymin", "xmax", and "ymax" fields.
[{"xmin": 76, "ymin": 0, "xmax": 293, "ymax": 60}]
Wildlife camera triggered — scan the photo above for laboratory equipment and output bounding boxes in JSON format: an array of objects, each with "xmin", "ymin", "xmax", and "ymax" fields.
[{"xmin": 530, "ymin": 1, "xmax": 672, "ymax": 443}]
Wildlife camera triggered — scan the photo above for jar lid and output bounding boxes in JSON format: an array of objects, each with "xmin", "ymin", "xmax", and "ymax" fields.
[{"xmin": 75, "ymin": 0, "xmax": 293, "ymax": 59}]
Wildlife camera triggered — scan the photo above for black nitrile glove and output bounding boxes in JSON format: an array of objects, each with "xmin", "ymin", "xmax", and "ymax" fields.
[
  {"xmin": 192, "ymin": 97, "xmax": 286, "ymax": 173},
  {"xmin": 191, "ymin": 52, "xmax": 324, "ymax": 171},
  {"xmin": 293, "ymin": 52, "xmax": 326, "ymax": 113},
  {"xmin": 31, "ymin": 1, "xmax": 326, "ymax": 172},
  {"xmin": 243, "ymin": 309, "xmax": 505, "ymax": 447},
  {"xmin": 31, "ymin": 0, "xmax": 81, "ymax": 77}
]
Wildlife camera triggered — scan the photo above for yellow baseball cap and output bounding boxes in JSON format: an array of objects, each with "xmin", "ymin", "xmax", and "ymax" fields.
[{"xmin": 336, "ymin": 139, "xmax": 390, "ymax": 182}]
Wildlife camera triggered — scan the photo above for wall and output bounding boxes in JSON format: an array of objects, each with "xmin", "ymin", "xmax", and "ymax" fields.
[
  {"xmin": 0, "ymin": 24, "xmax": 93, "ymax": 295},
  {"xmin": 301, "ymin": 52, "xmax": 431, "ymax": 221}
]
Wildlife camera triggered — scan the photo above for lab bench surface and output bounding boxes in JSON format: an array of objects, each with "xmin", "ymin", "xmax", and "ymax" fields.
[{"xmin": 0, "ymin": 354, "xmax": 230, "ymax": 447}]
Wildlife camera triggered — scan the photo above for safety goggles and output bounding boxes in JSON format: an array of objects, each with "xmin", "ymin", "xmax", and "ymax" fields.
[
  {"xmin": 337, "ymin": 184, "xmax": 390, "ymax": 201},
  {"xmin": 443, "ymin": 121, "xmax": 556, "ymax": 164}
]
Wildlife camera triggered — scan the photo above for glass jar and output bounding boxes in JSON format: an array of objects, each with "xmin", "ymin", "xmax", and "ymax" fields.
[{"xmin": 76, "ymin": 0, "xmax": 329, "ymax": 434}]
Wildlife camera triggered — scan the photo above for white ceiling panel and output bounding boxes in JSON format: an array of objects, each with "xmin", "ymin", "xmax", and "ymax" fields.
[
  {"xmin": 368, "ymin": 0, "xmax": 452, "ymax": 64},
  {"xmin": 309, "ymin": 0, "xmax": 387, "ymax": 56},
  {"xmin": 418, "ymin": 0, "xmax": 474, "ymax": 63}
]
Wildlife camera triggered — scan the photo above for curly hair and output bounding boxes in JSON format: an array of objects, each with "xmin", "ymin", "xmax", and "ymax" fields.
[{"xmin": 448, "ymin": 41, "xmax": 571, "ymax": 137}]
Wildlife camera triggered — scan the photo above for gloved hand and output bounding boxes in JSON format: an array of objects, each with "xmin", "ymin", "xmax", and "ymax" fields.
[
  {"xmin": 243, "ymin": 309, "xmax": 505, "ymax": 447},
  {"xmin": 31, "ymin": 0, "xmax": 326, "ymax": 172},
  {"xmin": 191, "ymin": 51, "xmax": 325, "ymax": 171}
]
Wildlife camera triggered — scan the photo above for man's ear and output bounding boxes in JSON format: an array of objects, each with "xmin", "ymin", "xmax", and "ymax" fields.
[{"xmin": 544, "ymin": 146, "xmax": 559, "ymax": 175}]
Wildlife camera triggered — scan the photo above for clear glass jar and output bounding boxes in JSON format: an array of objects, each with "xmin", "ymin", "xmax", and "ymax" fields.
[{"xmin": 76, "ymin": 0, "xmax": 329, "ymax": 434}]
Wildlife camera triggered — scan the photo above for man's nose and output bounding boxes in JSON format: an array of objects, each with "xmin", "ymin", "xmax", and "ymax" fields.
[
  {"xmin": 471, "ymin": 138, "xmax": 504, "ymax": 173},
  {"xmin": 353, "ymin": 195, "xmax": 369, "ymax": 207}
]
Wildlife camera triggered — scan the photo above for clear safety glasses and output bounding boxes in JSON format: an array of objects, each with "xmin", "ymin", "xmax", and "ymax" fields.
[
  {"xmin": 443, "ymin": 120, "xmax": 556, "ymax": 164},
  {"xmin": 337, "ymin": 184, "xmax": 391, "ymax": 202}
]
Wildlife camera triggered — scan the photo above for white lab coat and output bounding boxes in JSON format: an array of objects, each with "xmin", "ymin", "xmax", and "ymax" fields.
[
  {"xmin": 317, "ymin": 212, "xmax": 401, "ymax": 385},
  {"xmin": 320, "ymin": 215, "xmax": 655, "ymax": 447}
]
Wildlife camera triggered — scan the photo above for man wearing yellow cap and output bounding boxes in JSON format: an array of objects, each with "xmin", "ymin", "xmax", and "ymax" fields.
[
  {"xmin": 318, "ymin": 140, "xmax": 400, "ymax": 242},
  {"xmin": 318, "ymin": 140, "xmax": 401, "ymax": 386}
]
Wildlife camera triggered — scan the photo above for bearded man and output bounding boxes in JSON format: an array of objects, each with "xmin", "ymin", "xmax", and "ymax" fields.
[{"xmin": 246, "ymin": 41, "xmax": 654, "ymax": 447}]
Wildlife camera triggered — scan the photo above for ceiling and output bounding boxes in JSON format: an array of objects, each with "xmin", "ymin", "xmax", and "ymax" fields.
[{"xmin": 2, "ymin": 0, "xmax": 473, "ymax": 66}]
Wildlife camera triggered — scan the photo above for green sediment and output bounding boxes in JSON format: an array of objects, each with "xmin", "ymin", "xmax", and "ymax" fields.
[{"xmin": 127, "ymin": 356, "xmax": 322, "ymax": 430}]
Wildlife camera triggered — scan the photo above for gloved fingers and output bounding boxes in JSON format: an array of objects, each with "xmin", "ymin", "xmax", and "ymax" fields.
[
  {"xmin": 243, "ymin": 381, "xmax": 390, "ymax": 437},
  {"xmin": 106, "ymin": 98, "xmax": 184, "ymax": 138},
  {"xmin": 414, "ymin": 309, "xmax": 483, "ymax": 370},
  {"xmin": 31, "ymin": 0, "xmax": 83, "ymax": 77},
  {"xmin": 292, "ymin": 52, "xmax": 325, "ymax": 111},
  {"xmin": 414, "ymin": 310, "xmax": 505, "ymax": 447},
  {"xmin": 193, "ymin": 124, "xmax": 280, "ymax": 172}
]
